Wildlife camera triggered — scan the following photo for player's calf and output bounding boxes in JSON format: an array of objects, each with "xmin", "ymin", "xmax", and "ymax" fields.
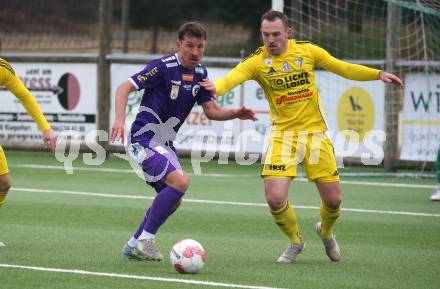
[{"xmin": 0, "ymin": 175, "xmax": 12, "ymax": 207}]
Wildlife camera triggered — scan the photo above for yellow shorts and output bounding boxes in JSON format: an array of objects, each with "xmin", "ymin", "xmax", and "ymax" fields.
[
  {"xmin": 261, "ymin": 131, "xmax": 339, "ymax": 182},
  {"xmin": 0, "ymin": 145, "xmax": 9, "ymax": 175}
]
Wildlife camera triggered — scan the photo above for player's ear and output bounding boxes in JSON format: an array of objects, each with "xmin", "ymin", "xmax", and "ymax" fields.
[
  {"xmin": 176, "ymin": 40, "xmax": 181, "ymax": 50},
  {"xmin": 287, "ymin": 27, "xmax": 293, "ymax": 37}
]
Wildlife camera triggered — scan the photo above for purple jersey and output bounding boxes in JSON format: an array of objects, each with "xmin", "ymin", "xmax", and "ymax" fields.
[{"xmin": 129, "ymin": 53, "xmax": 212, "ymax": 143}]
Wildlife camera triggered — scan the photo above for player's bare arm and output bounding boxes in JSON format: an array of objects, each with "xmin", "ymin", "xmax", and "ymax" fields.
[
  {"xmin": 202, "ymin": 100, "xmax": 257, "ymax": 121},
  {"xmin": 111, "ymin": 80, "xmax": 135, "ymax": 143}
]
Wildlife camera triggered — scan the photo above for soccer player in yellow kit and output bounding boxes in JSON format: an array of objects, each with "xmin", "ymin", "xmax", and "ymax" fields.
[
  {"xmin": 200, "ymin": 10, "xmax": 403, "ymax": 263},
  {"xmin": 0, "ymin": 57, "xmax": 57, "ymax": 212}
]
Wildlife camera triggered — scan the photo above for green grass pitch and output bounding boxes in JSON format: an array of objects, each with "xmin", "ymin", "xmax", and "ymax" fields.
[{"xmin": 0, "ymin": 150, "xmax": 439, "ymax": 289}]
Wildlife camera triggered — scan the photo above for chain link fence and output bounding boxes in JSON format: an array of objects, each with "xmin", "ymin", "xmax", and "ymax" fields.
[{"xmin": 0, "ymin": 0, "xmax": 269, "ymax": 57}]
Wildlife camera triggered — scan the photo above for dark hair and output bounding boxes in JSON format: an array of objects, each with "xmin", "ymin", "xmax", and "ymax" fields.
[
  {"xmin": 260, "ymin": 10, "xmax": 290, "ymax": 29},
  {"xmin": 177, "ymin": 22, "xmax": 207, "ymax": 41}
]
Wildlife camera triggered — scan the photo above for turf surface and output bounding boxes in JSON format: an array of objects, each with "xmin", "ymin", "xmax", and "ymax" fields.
[{"xmin": 0, "ymin": 150, "xmax": 439, "ymax": 289}]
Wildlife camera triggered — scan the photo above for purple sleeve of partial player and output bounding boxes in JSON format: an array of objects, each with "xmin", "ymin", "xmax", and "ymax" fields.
[{"xmin": 130, "ymin": 60, "xmax": 164, "ymax": 90}]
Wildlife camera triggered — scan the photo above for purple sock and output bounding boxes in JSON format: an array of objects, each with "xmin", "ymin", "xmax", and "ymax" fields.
[
  {"xmin": 133, "ymin": 196, "xmax": 181, "ymax": 239},
  {"xmin": 133, "ymin": 208, "xmax": 151, "ymax": 239},
  {"xmin": 143, "ymin": 186, "xmax": 184, "ymax": 235}
]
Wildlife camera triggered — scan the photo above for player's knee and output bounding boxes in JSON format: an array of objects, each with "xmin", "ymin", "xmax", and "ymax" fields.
[
  {"xmin": 176, "ymin": 176, "xmax": 190, "ymax": 192},
  {"xmin": 170, "ymin": 175, "xmax": 190, "ymax": 192},
  {"xmin": 266, "ymin": 196, "xmax": 286, "ymax": 211},
  {"xmin": 0, "ymin": 177, "xmax": 12, "ymax": 193},
  {"xmin": 166, "ymin": 170, "xmax": 190, "ymax": 192},
  {"xmin": 326, "ymin": 195, "xmax": 342, "ymax": 210}
]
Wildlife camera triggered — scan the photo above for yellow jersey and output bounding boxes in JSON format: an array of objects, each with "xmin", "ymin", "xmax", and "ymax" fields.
[
  {"xmin": 0, "ymin": 58, "xmax": 50, "ymax": 132},
  {"xmin": 215, "ymin": 39, "xmax": 381, "ymax": 132}
]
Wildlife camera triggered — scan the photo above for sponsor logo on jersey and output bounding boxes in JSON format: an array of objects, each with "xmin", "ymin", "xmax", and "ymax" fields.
[
  {"xmin": 171, "ymin": 80, "xmax": 181, "ymax": 85},
  {"xmin": 182, "ymin": 73, "xmax": 193, "ymax": 81},
  {"xmin": 276, "ymin": 91, "xmax": 313, "ymax": 105},
  {"xmin": 192, "ymin": 84, "xmax": 200, "ymax": 97},
  {"xmin": 183, "ymin": 84, "xmax": 192, "ymax": 90},
  {"xmin": 269, "ymin": 72, "xmax": 311, "ymax": 90},
  {"xmin": 136, "ymin": 67, "xmax": 159, "ymax": 83},
  {"xmin": 264, "ymin": 164, "xmax": 286, "ymax": 171}
]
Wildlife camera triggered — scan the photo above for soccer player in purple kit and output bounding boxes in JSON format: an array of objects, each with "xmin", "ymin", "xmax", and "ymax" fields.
[{"xmin": 111, "ymin": 22, "xmax": 256, "ymax": 261}]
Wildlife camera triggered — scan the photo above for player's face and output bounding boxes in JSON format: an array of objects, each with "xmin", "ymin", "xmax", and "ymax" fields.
[
  {"xmin": 176, "ymin": 35, "xmax": 206, "ymax": 68},
  {"xmin": 261, "ymin": 18, "xmax": 292, "ymax": 56}
]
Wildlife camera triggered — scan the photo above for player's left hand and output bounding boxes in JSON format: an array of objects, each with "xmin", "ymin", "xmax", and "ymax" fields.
[
  {"xmin": 199, "ymin": 79, "xmax": 217, "ymax": 96},
  {"xmin": 379, "ymin": 71, "xmax": 404, "ymax": 88},
  {"xmin": 42, "ymin": 128, "xmax": 57, "ymax": 153},
  {"xmin": 235, "ymin": 106, "xmax": 257, "ymax": 121}
]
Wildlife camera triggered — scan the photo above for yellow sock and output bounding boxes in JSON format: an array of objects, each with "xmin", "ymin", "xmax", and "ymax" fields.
[
  {"xmin": 271, "ymin": 201, "xmax": 302, "ymax": 244},
  {"xmin": 319, "ymin": 201, "xmax": 341, "ymax": 239},
  {"xmin": 0, "ymin": 191, "xmax": 7, "ymax": 207}
]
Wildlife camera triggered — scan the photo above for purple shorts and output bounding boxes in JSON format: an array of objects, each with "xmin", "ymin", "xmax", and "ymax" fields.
[{"xmin": 128, "ymin": 140, "xmax": 182, "ymax": 193}]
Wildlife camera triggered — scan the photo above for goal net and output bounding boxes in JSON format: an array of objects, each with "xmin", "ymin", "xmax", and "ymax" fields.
[{"xmin": 280, "ymin": 0, "xmax": 440, "ymax": 168}]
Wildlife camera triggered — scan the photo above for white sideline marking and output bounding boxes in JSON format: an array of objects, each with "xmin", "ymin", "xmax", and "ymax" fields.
[
  {"xmin": 9, "ymin": 164, "xmax": 251, "ymax": 178},
  {"xmin": 12, "ymin": 187, "xmax": 440, "ymax": 218},
  {"xmin": 9, "ymin": 164, "xmax": 437, "ymax": 189},
  {"xmin": 337, "ymin": 179, "xmax": 435, "ymax": 189},
  {"xmin": 0, "ymin": 264, "xmax": 289, "ymax": 289}
]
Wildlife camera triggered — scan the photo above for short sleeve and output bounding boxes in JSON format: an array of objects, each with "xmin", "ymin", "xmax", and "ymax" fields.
[
  {"xmin": 195, "ymin": 66, "xmax": 213, "ymax": 104},
  {"xmin": 196, "ymin": 86, "xmax": 213, "ymax": 105}
]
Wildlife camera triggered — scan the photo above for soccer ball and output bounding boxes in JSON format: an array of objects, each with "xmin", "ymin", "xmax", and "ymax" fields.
[{"xmin": 170, "ymin": 239, "xmax": 206, "ymax": 274}]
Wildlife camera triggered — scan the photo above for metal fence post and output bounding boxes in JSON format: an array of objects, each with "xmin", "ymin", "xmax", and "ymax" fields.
[
  {"xmin": 384, "ymin": 1, "xmax": 401, "ymax": 171},
  {"xmin": 98, "ymin": 0, "xmax": 113, "ymax": 153}
]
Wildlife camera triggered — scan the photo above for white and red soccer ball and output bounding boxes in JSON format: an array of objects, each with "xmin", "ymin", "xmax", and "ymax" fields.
[{"xmin": 170, "ymin": 239, "xmax": 206, "ymax": 274}]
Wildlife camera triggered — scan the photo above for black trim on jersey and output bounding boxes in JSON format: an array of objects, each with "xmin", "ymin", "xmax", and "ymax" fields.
[
  {"xmin": 296, "ymin": 40, "xmax": 311, "ymax": 44},
  {"xmin": 0, "ymin": 60, "xmax": 15, "ymax": 75},
  {"xmin": 242, "ymin": 47, "xmax": 263, "ymax": 63}
]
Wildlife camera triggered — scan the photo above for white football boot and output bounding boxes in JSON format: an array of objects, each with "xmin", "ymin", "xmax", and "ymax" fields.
[{"xmin": 315, "ymin": 222, "xmax": 341, "ymax": 261}]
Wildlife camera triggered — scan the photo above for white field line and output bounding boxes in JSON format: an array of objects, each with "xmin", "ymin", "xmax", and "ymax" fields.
[
  {"xmin": 9, "ymin": 164, "xmax": 251, "ymax": 178},
  {"xmin": 9, "ymin": 164, "xmax": 437, "ymax": 189},
  {"xmin": 0, "ymin": 264, "xmax": 289, "ymax": 289},
  {"xmin": 11, "ymin": 187, "xmax": 440, "ymax": 218}
]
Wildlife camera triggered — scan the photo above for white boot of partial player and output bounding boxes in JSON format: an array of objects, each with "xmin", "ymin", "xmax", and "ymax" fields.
[{"xmin": 431, "ymin": 189, "xmax": 440, "ymax": 201}]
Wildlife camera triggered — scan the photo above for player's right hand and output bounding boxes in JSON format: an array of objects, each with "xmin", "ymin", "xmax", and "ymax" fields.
[{"xmin": 111, "ymin": 119, "xmax": 126, "ymax": 143}]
